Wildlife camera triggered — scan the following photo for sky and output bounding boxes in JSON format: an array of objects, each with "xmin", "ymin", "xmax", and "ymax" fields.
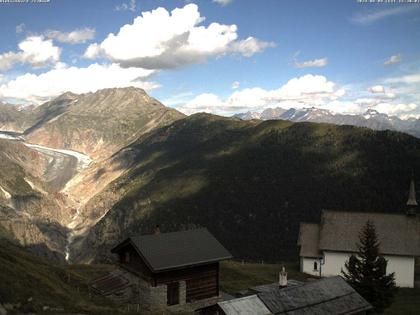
[{"xmin": 0, "ymin": 0, "xmax": 419, "ymax": 118}]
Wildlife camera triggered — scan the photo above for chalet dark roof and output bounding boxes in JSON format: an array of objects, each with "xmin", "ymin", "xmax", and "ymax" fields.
[
  {"xmin": 319, "ymin": 211, "xmax": 420, "ymax": 256},
  {"xmin": 218, "ymin": 295, "xmax": 271, "ymax": 315},
  {"xmin": 258, "ymin": 276, "xmax": 372, "ymax": 315},
  {"xmin": 297, "ymin": 223, "xmax": 322, "ymax": 258},
  {"xmin": 250, "ymin": 280, "xmax": 303, "ymax": 294},
  {"xmin": 111, "ymin": 228, "xmax": 232, "ymax": 272}
]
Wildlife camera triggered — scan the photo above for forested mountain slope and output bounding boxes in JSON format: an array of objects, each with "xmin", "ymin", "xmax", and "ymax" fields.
[{"xmin": 73, "ymin": 114, "xmax": 420, "ymax": 262}]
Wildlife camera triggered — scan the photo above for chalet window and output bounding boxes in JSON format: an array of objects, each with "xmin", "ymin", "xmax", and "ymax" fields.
[
  {"xmin": 313, "ymin": 261, "xmax": 318, "ymax": 271},
  {"xmin": 125, "ymin": 251, "xmax": 130, "ymax": 263},
  {"xmin": 167, "ymin": 282, "xmax": 180, "ymax": 306}
]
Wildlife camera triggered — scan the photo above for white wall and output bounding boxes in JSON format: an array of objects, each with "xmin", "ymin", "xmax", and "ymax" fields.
[
  {"xmin": 319, "ymin": 251, "xmax": 415, "ymax": 288},
  {"xmin": 300, "ymin": 257, "xmax": 322, "ymax": 277},
  {"xmin": 386, "ymin": 255, "xmax": 415, "ymax": 288}
]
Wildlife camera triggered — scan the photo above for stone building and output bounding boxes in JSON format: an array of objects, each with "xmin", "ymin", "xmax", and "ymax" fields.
[
  {"xmin": 91, "ymin": 228, "xmax": 232, "ymax": 313},
  {"xmin": 298, "ymin": 179, "xmax": 420, "ymax": 288}
]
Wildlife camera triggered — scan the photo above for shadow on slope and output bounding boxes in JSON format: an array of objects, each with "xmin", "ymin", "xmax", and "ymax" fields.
[{"xmin": 77, "ymin": 114, "xmax": 420, "ymax": 262}]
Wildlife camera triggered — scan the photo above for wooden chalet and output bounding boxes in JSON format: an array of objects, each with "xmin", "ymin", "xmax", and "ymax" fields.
[{"xmin": 109, "ymin": 228, "xmax": 232, "ymax": 312}]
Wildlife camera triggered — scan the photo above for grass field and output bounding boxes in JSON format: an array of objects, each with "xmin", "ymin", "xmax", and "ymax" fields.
[
  {"xmin": 0, "ymin": 239, "xmax": 131, "ymax": 314},
  {"xmin": 1, "ymin": 239, "xmax": 418, "ymax": 314},
  {"xmin": 219, "ymin": 260, "xmax": 313, "ymax": 294}
]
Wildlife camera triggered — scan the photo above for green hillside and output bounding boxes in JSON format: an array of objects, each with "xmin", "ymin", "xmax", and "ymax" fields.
[
  {"xmin": 75, "ymin": 113, "xmax": 420, "ymax": 262},
  {"xmin": 0, "ymin": 238, "xmax": 121, "ymax": 314}
]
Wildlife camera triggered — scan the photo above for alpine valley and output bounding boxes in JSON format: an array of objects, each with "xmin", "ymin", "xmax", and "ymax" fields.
[{"xmin": 1, "ymin": 87, "xmax": 420, "ymax": 264}]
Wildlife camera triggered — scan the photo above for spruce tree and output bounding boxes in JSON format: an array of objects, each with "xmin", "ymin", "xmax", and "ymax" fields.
[{"xmin": 341, "ymin": 220, "xmax": 397, "ymax": 313}]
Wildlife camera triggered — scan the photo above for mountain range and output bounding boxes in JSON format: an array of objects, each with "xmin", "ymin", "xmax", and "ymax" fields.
[
  {"xmin": 233, "ymin": 107, "xmax": 420, "ymax": 139},
  {"xmin": 1, "ymin": 88, "xmax": 419, "ymax": 264}
]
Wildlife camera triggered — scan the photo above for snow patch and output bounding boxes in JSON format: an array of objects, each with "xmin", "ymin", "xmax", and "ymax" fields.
[
  {"xmin": 24, "ymin": 177, "xmax": 47, "ymax": 195},
  {"xmin": 0, "ymin": 186, "xmax": 11, "ymax": 199}
]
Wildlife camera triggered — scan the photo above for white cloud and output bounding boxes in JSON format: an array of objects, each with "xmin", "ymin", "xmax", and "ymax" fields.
[
  {"xmin": 178, "ymin": 74, "xmax": 344, "ymax": 115},
  {"xmin": 115, "ymin": 0, "xmax": 137, "ymax": 12},
  {"xmin": 83, "ymin": 43, "xmax": 101, "ymax": 59},
  {"xmin": 161, "ymin": 92, "xmax": 194, "ymax": 106},
  {"xmin": 213, "ymin": 0, "xmax": 233, "ymax": 6},
  {"xmin": 16, "ymin": 23, "xmax": 25, "ymax": 34},
  {"xmin": 0, "ymin": 63, "xmax": 156, "ymax": 104},
  {"xmin": 355, "ymin": 98, "xmax": 381, "ymax": 107},
  {"xmin": 368, "ymin": 85, "xmax": 385, "ymax": 93},
  {"xmin": 319, "ymin": 100, "xmax": 365, "ymax": 115},
  {"xmin": 0, "ymin": 53, "xmax": 21, "ymax": 72},
  {"xmin": 180, "ymin": 93, "xmax": 224, "ymax": 115},
  {"xmin": 385, "ymin": 73, "xmax": 420, "ymax": 84},
  {"xmin": 293, "ymin": 52, "xmax": 327, "ymax": 68},
  {"xmin": 351, "ymin": 6, "xmax": 416, "ymax": 25},
  {"xmin": 294, "ymin": 57, "xmax": 328, "ymax": 68},
  {"xmin": 231, "ymin": 81, "xmax": 240, "ymax": 89},
  {"xmin": 295, "ymin": 58, "xmax": 328, "ymax": 68},
  {"xmin": 87, "ymin": 4, "xmax": 273, "ymax": 69},
  {"xmin": 384, "ymin": 54, "xmax": 401, "ymax": 66},
  {"xmin": 44, "ymin": 28, "xmax": 96, "ymax": 44},
  {"xmin": 0, "ymin": 36, "xmax": 61, "ymax": 71},
  {"xmin": 374, "ymin": 102, "xmax": 417, "ymax": 115},
  {"xmin": 230, "ymin": 37, "xmax": 275, "ymax": 57}
]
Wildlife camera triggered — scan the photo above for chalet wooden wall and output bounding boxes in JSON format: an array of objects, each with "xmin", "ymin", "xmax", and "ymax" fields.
[
  {"xmin": 115, "ymin": 241, "xmax": 222, "ymax": 303},
  {"xmin": 118, "ymin": 245, "xmax": 152, "ymax": 281},
  {"xmin": 154, "ymin": 263, "xmax": 219, "ymax": 302}
]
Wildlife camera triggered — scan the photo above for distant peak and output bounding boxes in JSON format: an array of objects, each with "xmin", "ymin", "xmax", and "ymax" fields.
[
  {"xmin": 364, "ymin": 109, "xmax": 380, "ymax": 115},
  {"xmin": 55, "ymin": 91, "xmax": 79, "ymax": 101},
  {"xmin": 98, "ymin": 87, "xmax": 147, "ymax": 95},
  {"xmin": 363, "ymin": 109, "xmax": 386, "ymax": 119}
]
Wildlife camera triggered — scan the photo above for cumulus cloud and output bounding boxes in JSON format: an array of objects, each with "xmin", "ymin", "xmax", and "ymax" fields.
[
  {"xmin": 44, "ymin": 27, "xmax": 96, "ymax": 44},
  {"xmin": 86, "ymin": 4, "xmax": 274, "ymax": 69},
  {"xmin": 351, "ymin": 6, "xmax": 416, "ymax": 25},
  {"xmin": 0, "ymin": 63, "xmax": 157, "ymax": 104},
  {"xmin": 178, "ymin": 74, "xmax": 345, "ymax": 115},
  {"xmin": 368, "ymin": 85, "xmax": 385, "ymax": 93},
  {"xmin": 213, "ymin": 0, "xmax": 233, "ymax": 6},
  {"xmin": 0, "ymin": 36, "xmax": 61, "ymax": 71},
  {"xmin": 115, "ymin": 0, "xmax": 137, "ymax": 12},
  {"xmin": 384, "ymin": 54, "xmax": 401, "ymax": 66},
  {"xmin": 83, "ymin": 43, "xmax": 101, "ymax": 59}
]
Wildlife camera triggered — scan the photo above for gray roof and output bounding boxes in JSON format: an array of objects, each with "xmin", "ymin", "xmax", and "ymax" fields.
[
  {"xmin": 218, "ymin": 295, "xmax": 271, "ymax": 315},
  {"xmin": 250, "ymin": 281, "xmax": 304, "ymax": 294},
  {"xmin": 112, "ymin": 228, "xmax": 232, "ymax": 272},
  {"xmin": 297, "ymin": 223, "xmax": 322, "ymax": 258},
  {"xmin": 319, "ymin": 211, "xmax": 420, "ymax": 256},
  {"xmin": 258, "ymin": 276, "xmax": 372, "ymax": 315}
]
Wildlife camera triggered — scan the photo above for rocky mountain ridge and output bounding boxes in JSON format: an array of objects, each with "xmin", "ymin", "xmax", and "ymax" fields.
[
  {"xmin": 0, "ymin": 88, "xmax": 185, "ymax": 262},
  {"xmin": 234, "ymin": 107, "xmax": 420, "ymax": 138},
  {"xmin": 1, "ymin": 88, "xmax": 420, "ymax": 264}
]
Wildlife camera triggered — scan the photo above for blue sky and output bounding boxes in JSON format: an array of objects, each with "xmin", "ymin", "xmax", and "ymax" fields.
[{"xmin": 0, "ymin": 0, "xmax": 419, "ymax": 118}]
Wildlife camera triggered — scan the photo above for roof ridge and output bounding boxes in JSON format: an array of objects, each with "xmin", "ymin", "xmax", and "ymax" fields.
[{"xmin": 131, "ymin": 227, "xmax": 208, "ymax": 238}]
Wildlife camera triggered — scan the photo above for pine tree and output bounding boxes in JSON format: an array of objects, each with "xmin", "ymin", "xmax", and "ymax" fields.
[{"xmin": 342, "ymin": 220, "xmax": 397, "ymax": 313}]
